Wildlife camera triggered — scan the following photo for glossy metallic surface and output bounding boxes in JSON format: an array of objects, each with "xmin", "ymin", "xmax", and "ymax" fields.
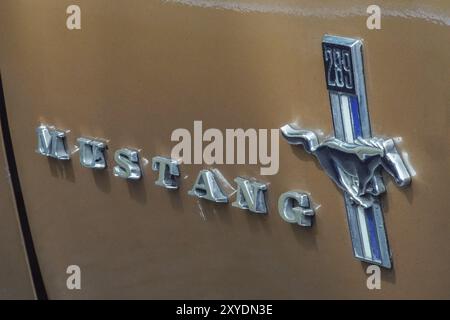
[
  {"xmin": 36, "ymin": 125, "xmax": 70, "ymax": 160},
  {"xmin": 113, "ymin": 148, "xmax": 142, "ymax": 180},
  {"xmin": 151, "ymin": 156, "xmax": 180, "ymax": 189},
  {"xmin": 1, "ymin": 0, "xmax": 449, "ymax": 299},
  {"xmin": 77, "ymin": 137, "xmax": 107, "ymax": 170},
  {"xmin": 232, "ymin": 177, "xmax": 268, "ymax": 214},
  {"xmin": 280, "ymin": 125, "xmax": 411, "ymax": 208},
  {"xmin": 282, "ymin": 34, "xmax": 413, "ymax": 269},
  {"xmin": 278, "ymin": 191, "xmax": 315, "ymax": 227},
  {"xmin": 188, "ymin": 169, "xmax": 228, "ymax": 203},
  {"xmin": 323, "ymin": 34, "xmax": 402, "ymax": 269}
]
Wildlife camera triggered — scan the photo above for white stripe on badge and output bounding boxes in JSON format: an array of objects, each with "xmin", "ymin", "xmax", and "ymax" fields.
[
  {"xmin": 340, "ymin": 95, "xmax": 354, "ymax": 143},
  {"xmin": 340, "ymin": 94, "xmax": 372, "ymax": 260},
  {"xmin": 357, "ymin": 205, "xmax": 372, "ymax": 260}
]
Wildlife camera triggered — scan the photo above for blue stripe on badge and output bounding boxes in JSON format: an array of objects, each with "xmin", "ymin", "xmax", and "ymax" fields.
[
  {"xmin": 365, "ymin": 208, "xmax": 381, "ymax": 262},
  {"xmin": 350, "ymin": 95, "xmax": 362, "ymax": 138},
  {"xmin": 349, "ymin": 94, "xmax": 381, "ymax": 262}
]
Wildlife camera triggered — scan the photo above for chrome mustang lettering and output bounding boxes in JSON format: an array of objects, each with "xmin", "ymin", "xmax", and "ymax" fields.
[
  {"xmin": 151, "ymin": 156, "xmax": 180, "ymax": 190},
  {"xmin": 188, "ymin": 170, "xmax": 228, "ymax": 203},
  {"xmin": 232, "ymin": 177, "xmax": 268, "ymax": 214},
  {"xmin": 278, "ymin": 191, "xmax": 315, "ymax": 227},
  {"xmin": 36, "ymin": 124, "xmax": 70, "ymax": 160},
  {"xmin": 33, "ymin": 35, "xmax": 414, "ymax": 271},
  {"xmin": 113, "ymin": 148, "xmax": 142, "ymax": 180},
  {"xmin": 77, "ymin": 137, "xmax": 107, "ymax": 170}
]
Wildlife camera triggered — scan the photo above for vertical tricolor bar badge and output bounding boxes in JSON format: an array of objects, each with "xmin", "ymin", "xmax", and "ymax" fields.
[{"xmin": 322, "ymin": 35, "xmax": 392, "ymax": 268}]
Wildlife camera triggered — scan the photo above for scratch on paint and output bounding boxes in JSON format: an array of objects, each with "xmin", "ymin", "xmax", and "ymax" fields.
[
  {"xmin": 141, "ymin": 157, "xmax": 150, "ymax": 166},
  {"xmin": 162, "ymin": 0, "xmax": 450, "ymax": 27},
  {"xmin": 71, "ymin": 146, "xmax": 80, "ymax": 155},
  {"xmin": 197, "ymin": 200, "xmax": 207, "ymax": 220}
]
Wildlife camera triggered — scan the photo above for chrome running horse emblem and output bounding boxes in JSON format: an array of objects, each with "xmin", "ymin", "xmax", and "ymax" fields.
[
  {"xmin": 280, "ymin": 127, "xmax": 411, "ymax": 209},
  {"xmin": 281, "ymin": 35, "xmax": 412, "ymax": 268}
]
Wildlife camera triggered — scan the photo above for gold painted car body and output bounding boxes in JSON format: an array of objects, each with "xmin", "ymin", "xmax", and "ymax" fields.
[
  {"xmin": 0, "ymin": 106, "xmax": 35, "ymax": 299},
  {"xmin": 0, "ymin": 0, "xmax": 449, "ymax": 299}
]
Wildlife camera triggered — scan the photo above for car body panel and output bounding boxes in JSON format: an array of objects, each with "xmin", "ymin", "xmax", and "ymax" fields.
[
  {"xmin": 0, "ymin": 0, "xmax": 449, "ymax": 298},
  {"xmin": 0, "ymin": 113, "xmax": 35, "ymax": 299}
]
